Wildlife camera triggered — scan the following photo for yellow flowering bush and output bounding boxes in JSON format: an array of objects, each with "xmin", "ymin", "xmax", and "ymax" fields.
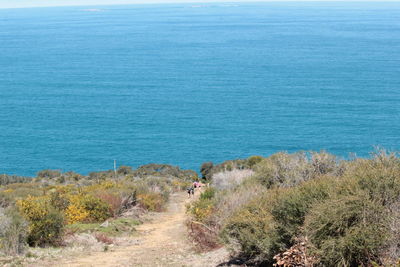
[
  {"xmin": 17, "ymin": 195, "xmax": 49, "ymax": 221},
  {"xmin": 187, "ymin": 198, "xmax": 214, "ymax": 222},
  {"xmin": 138, "ymin": 193, "xmax": 165, "ymax": 212},
  {"xmin": 83, "ymin": 181, "xmax": 121, "ymax": 193},
  {"xmin": 65, "ymin": 202, "xmax": 89, "ymax": 224},
  {"xmin": 65, "ymin": 194, "xmax": 110, "ymax": 224},
  {"xmin": 17, "ymin": 196, "xmax": 64, "ymax": 246}
]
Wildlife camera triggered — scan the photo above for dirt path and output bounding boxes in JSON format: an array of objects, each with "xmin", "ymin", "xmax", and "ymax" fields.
[{"xmin": 41, "ymin": 192, "xmax": 229, "ymax": 267}]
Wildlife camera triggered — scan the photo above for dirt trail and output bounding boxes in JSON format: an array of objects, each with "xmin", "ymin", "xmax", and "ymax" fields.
[{"xmin": 42, "ymin": 191, "xmax": 229, "ymax": 267}]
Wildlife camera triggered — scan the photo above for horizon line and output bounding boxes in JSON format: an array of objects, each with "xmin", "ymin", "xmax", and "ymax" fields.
[{"xmin": 1, "ymin": 0, "xmax": 399, "ymax": 10}]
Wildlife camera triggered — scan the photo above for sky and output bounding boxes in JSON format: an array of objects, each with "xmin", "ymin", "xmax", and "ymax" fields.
[{"xmin": 1, "ymin": 0, "xmax": 397, "ymax": 9}]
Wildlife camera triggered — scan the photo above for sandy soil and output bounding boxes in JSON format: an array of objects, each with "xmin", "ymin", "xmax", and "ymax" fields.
[{"xmin": 37, "ymin": 191, "xmax": 229, "ymax": 267}]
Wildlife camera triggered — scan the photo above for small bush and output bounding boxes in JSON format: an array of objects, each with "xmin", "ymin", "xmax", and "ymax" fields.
[
  {"xmin": 247, "ymin": 155, "xmax": 263, "ymax": 168},
  {"xmin": 252, "ymin": 152, "xmax": 311, "ymax": 188},
  {"xmin": 138, "ymin": 193, "xmax": 165, "ymax": 212},
  {"xmin": 66, "ymin": 194, "xmax": 111, "ymax": 224},
  {"xmin": 17, "ymin": 196, "xmax": 64, "ymax": 246},
  {"xmin": 200, "ymin": 187, "xmax": 216, "ymax": 200},
  {"xmin": 0, "ymin": 208, "xmax": 27, "ymax": 255},
  {"xmin": 37, "ymin": 169, "xmax": 62, "ymax": 179},
  {"xmin": 219, "ymin": 150, "xmax": 399, "ymax": 265},
  {"xmin": 30, "ymin": 208, "xmax": 64, "ymax": 247},
  {"xmin": 96, "ymin": 192, "xmax": 123, "ymax": 217},
  {"xmin": 188, "ymin": 198, "xmax": 215, "ymax": 223},
  {"xmin": 117, "ymin": 166, "xmax": 133, "ymax": 175},
  {"xmin": 187, "ymin": 220, "xmax": 221, "ymax": 251},
  {"xmin": 200, "ymin": 162, "xmax": 214, "ymax": 180},
  {"xmin": 252, "ymin": 151, "xmax": 342, "ymax": 189},
  {"xmin": 65, "ymin": 201, "xmax": 90, "ymax": 224},
  {"xmin": 305, "ymin": 194, "xmax": 390, "ymax": 266},
  {"xmin": 49, "ymin": 191, "xmax": 70, "ymax": 211},
  {"xmin": 95, "ymin": 233, "xmax": 114, "ymax": 245},
  {"xmin": 212, "ymin": 169, "xmax": 254, "ymax": 190},
  {"xmin": 270, "ymin": 177, "xmax": 335, "ymax": 245},
  {"xmin": 220, "ymin": 192, "xmax": 283, "ymax": 264},
  {"xmin": 211, "ymin": 182, "xmax": 265, "ymax": 229}
]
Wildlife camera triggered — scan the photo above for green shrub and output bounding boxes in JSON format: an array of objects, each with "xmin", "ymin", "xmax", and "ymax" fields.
[
  {"xmin": 28, "ymin": 208, "xmax": 64, "ymax": 247},
  {"xmin": 49, "ymin": 191, "xmax": 70, "ymax": 211},
  {"xmin": 270, "ymin": 177, "xmax": 336, "ymax": 245},
  {"xmin": 117, "ymin": 166, "xmax": 133, "ymax": 175},
  {"xmin": 305, "ymin": 194, "xmax": 390, "ymax": 266},
  {"xmin": 200, "ymin": 162, "xmax": 214, "ymax": 180},
  {"xmin": 66, "ymin": 218, "xmax": 140, "ymax": 236},
  {"xmin": 132, "ymin": 164, "xmax": 197, "ymax": 180},
  {"xmin": 344, "ymin": 151, "xmax": 400, "ymax": 207},
  {"xmin": 37, "ymin": 169, "xmax": 62, "ymax": 179},
  {"xmin": 0, "ymin": 175, "xmax": 30, "ymax": 186},
  {"xmin": 200, "ymin": 187, "xmax": 216, "ymax": 200},
  {"xmin": 218, "ymin": 152, "xmax": 399, "ymax": 265},
  {"xmin": 220, "ymin": 192, "xmax": 283, "ymax": 264},
  {"xmin": 247, "ymin": 155, "xmax": 263, "ymax": 168}
]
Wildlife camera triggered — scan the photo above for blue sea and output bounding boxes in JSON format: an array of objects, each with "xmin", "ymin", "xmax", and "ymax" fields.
[{"xmin": 0, "ymin": 2, "xmax": 399, "ymax": 176}]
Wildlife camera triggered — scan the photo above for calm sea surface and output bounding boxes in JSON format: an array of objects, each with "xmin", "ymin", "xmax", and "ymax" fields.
[{"xmin": 0, "ymin": 2, "xmax": 399, "ymax": 176}]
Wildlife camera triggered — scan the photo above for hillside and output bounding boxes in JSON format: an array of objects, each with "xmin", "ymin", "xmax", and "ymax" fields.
[{"xmin": 1, "ymin": 150, "xmax": 399, "ymax": 266}]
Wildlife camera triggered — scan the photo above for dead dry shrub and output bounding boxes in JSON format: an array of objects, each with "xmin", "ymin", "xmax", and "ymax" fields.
[
  {"xmin": 383, "ymin": 200, "xmax": 400, "ymax": 265},
  {"xmin": 0, "ymin": 208, "xmax": 27, "ymax": 255},
  {"xmin": 273, "ymin": 237, "xmax": 318, "ymax": 267},
  {"xmin": 94, "ymin": 233, "xmax": 114, "ymax": 245},
  {"xmin": 253, "ymin": 151, "xmax": 342, "ymax": 189},
  {"xmin": 253, "ymin": 152, "xmax": 311, "ymax": 188},
  {"xmin": 96, "ymin": 192, "xmax": 123, "ymax": 217},
  {"xmin": 187, "ymin": 220, "xmax": 221, "ymax": 252},
  {"xmin": 210, "ymin": 182, "xmax": 265, "ymax": 229},
  {"xmin": 212, "ymin": 169, "xmax": 254, "ymax": 190}
]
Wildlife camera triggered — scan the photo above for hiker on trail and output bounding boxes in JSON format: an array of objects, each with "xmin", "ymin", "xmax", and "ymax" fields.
[
  {"xmin": 191, "ymin": 187, "xmax": 195, "ymax": 196},
  {"xmin": 187, "ymin": 187, "xmax": 193, "ymax": 198}
]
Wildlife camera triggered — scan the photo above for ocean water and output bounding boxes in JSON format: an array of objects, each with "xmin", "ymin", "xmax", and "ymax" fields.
[{"xmin": 0, "ymin": 2, "xmax": 399, "ymax": 176}]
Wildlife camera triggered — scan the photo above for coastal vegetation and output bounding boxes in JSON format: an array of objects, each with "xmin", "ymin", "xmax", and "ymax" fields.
[
  {"xmin": 0, "ymin": 164, "xmax": 193, "ymax": 260},
  {"xmin": 1, "ymin": 151, "xmax": 399, "ymax": 266},
  {"xmin": 187, "ymin": 149, "xmax": 400, "ymax": 266}
]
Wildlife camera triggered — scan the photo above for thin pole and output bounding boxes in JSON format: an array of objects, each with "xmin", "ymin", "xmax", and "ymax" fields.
[{"xmin": 114, "ymin": 159, "xmax": 117, "ymax": 179}]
